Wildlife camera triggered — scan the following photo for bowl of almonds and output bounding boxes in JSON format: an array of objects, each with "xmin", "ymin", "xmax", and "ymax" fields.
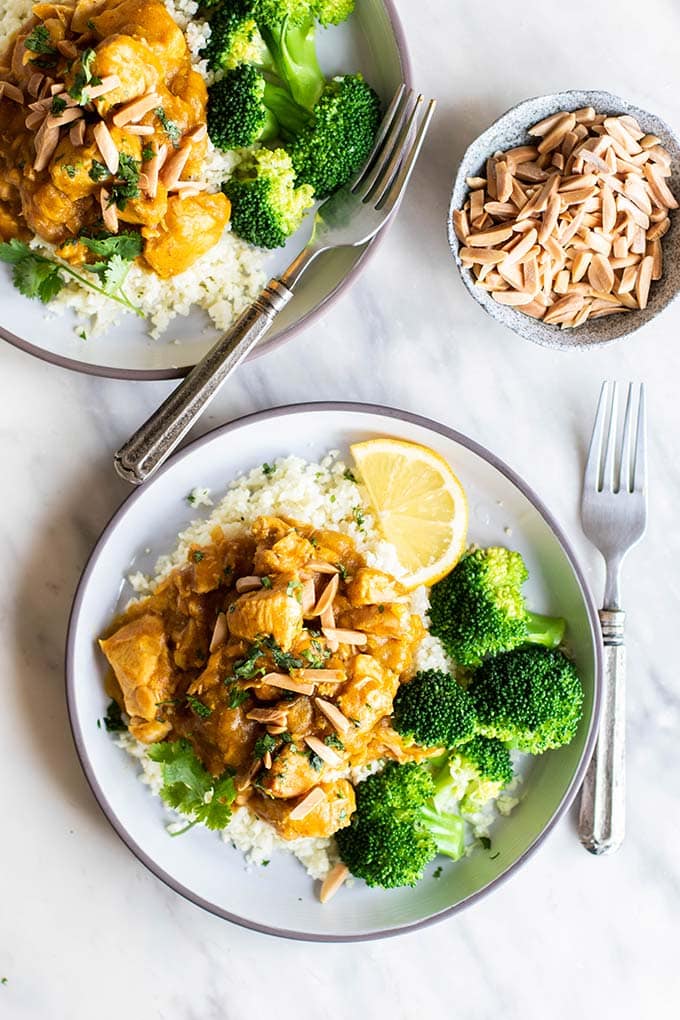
[{"xmin": 448, "ymin": 90, "xmax": 680, "ymax": 348}]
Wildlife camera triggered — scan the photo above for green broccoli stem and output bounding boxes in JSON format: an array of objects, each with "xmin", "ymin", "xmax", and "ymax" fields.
[
  {"xmin": 260, "ymin": 16, "xmax": 324, "ymax": 110},
  {"xmin": 420, "ymin": 804, "xmax": 465, "ymax": 860},
  {"xmin": 525, "ymin": 611, "xmax": 566, "ymax": 649},
  {"xmin": 262, "ymin": 81, "xmax": 310, "ymax": 136}
]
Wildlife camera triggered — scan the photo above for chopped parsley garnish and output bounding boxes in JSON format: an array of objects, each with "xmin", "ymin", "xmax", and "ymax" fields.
[
  {"xmin": 302, "ymin": 638, "xmax": 331, "ymax": 669},
  {"xmin": 433, "ymin": 866, "xmax": 443, "ymax": 879},
  {"xmin": 186, "ymin": 694, "xmax": 212, "ymax": 719},
  {"xmin": 324, "ymin": 733, "xmax": 344, "ymax": 750},
  {"xmin": 231, "ymin": 644, "xmax": 267, "ymax": 680},
  {"xmin": 490, "ymin": 851, "xmax": 500, "ymax": 860},
  {"xmin": 343, "ymin": 467, "xmax": 357, "ymax": 482},
  {"xmin": 142, "ymin": 144, "xmax": 155, "ymax": 162},
  {"xmin": 260, "ymin": 575, "xmax": 272, "ymax": 589},
  {"xmin": 78, "ymin": 329, "xmax": 88, "ymax": 341},
  {"xmin": 253, "ymin": 733, "xmax": 277, "ymax": 760},
  {"xmin": 336, "ymin": 563, "xmax": 349, "ymax": 581},
  {"xmin": 377, "ymin": 604, "xmax": 385, "ymax": 614},
  {"xmin": 286, "ymin": 579, "xmax": 302, "ymax": 602},
  {"xmin": 25, "ymin": 24, "xmax": 56, "ymax": 55},
  {"xmin": 479, "ymin": 836, "xmax": 491, "ymax": 849},
  {"xmin": 51, "ymin": 96, "xmax": 67, "ymax": 115},
  {"xmin": 68, "ymin": 48, "xmax": 101, "ymax": 102},
  {"xmin": 262, "ymin": 462, "xmax": 275, "ymax": 476},
  {"xmin": 108, "ymin": 153, "xmax": 141, "ymax": 210},
  {"xmin": 352, "ymin": 506, "xmax": 366, "ymax": 529},
  {"xmin": 193, "ymin": 550, "xmax": 205, "ymax": 563},
  {"xmin": 155, "ymin": 106, "xmax": 181, "ymax": 147},
  {"xmin": 86, "ymin": 18, "xmax": 96, "ymax": 29},
  {"xmin": 261, "ymin": 859, "xmax": 270, "ymax": 866},
  {"xmin": 261, "ymin": 635, "xmax": 303, "ymax": 672},
  {"xmin": 187, "ymin": 491, "xmax": 196, "ymax": 505},
  {"xmin": 147, "ymin": 740, "xmax": 236, "ymax": 831},
  {"xmin": 88, "ymin": 160, "xmax": 109, "ymax": 183},
  {"xmin": 225, "ymin": 682, "xmax": 250, "ymax": 708},
  {"xmin": 307, "ymin": 750, "xmax": 324, "ymax": 771},
  {"xmin": 0, "ymin": 237, "xmax": 143, "ymax": 315},
  {"xmin": 103, "ymin": 699, "xmax": 125, "ymax": 732}
]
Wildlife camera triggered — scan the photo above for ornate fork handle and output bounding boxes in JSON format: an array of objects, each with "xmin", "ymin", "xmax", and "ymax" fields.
[
  {"xmin": 578, "ymin": 609, "xmax": 626, "ymax": 855},
  {"xmin": 114, "ymin": 279, "xmax": 293, "ymax": 485}
]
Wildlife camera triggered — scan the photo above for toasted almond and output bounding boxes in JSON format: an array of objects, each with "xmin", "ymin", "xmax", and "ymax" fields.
[
  {"xmin": 465, "ymin": 224, "xmax": 514, "ymax": 247},
  {"xmin": 294, "ymin": 669, "xmax": 346, "ymax": 684},
  {"xmin": 486, "ymin": 155, "xmax": 498, "ymax": 200},
  {"xmin": 70, "ymin": 118, "xmax": 86, "ymax": 146},
  {"xmin": 321, "ymin": 627, "xmax": 367, "ymax": 647},
  {"xmin": 263, "ymin": 750, "xmax": 272, "ymax": 769},
  {"xmin": 452, "ymin": 208, "xmax": 469, "ymax": 243},
  {"xmin": 648, "ymin": 239, "xmax": 663, "ymax": 282},
  {"xmin": 618, "ymin": 264, "xmax": 638, "ymax": 294},
  {"xmin": 521, "ymin": 299, "xmax": 548, "ymax": 319},
  {"xmin": 618, "ymin": 291, "xmax": 639, "ymax": 309},
  {"xmin": 304, "ymin": 735, "xmax": 343, "ymax": 767},
  {"xmin": 112, "ymin": 92, "xmax": 162, "ymax": 127},
  {"xmin": 469, "ymin": 188, "xmax": 485, "ymax": 222},
  {"xmin": 0, "ymin": 81, "xmax": 24, "ymax": 104},
  {"xmin": 543, "ymin": 293, "xmax": 585, "ymax": 324},
  {"xmin": 85, "ymin": 75, "xmax": 121, "ymax": 101},
  {"xmin": 604, "ymin": 116, "xmax": 642, "ymax": 155},
  {"xmin": 312, "ymin": 574, "xmax": 339, "ymax": 617},
  {"xmin": 554, "ymin": 269, "xmax": 570, "ymax": 294},
  {"xmin": 24, "ymin": 110, "xmax": 45, "ymax": 130},
  {"xmin": 123, "ymin": 123, "xmax": 155, "ymax": 136},
  {"xmin": 460, "ymin": 247, "xmax": 506, "ymax": 266},
  {"xmin": 503, "ymin": 228, "xmax": 538, "ymax": 266},
  {"xmin": 260, "ymin": 672, "xmax": 315, "ymax": 696},
  {"xmin": 100, "ymin": 187, "xmax": 118, "ymax": 233},
  {"xmin": 305, "ymin": 560, "xmax": 341, "ymax": 575},
  {"xmin": 314, "ymin": 697, "xmax": 352, "ymax": 735},
  {"xmin": 465, "ymin": 175, "xmax": 486, "ymax": 189},
  {"xmin": 93, "ymin": 120, "xmax": 119, "ymax": 175},
  {"xmin": 574, "ymin": 106, "xmax": 596, "ymax": 124},
  {"xmin": 514, "ymin": 161, "xmax": 549, "ymax": 183},
  {"xmin": 504, "ymin": 144, "xmax": 539, "ymax": 167},
  {"xmin": 623, "ymin": 175, "xmax": 653, "ymax": 216},
  {"xmin": 185, "ymin": 123, "xmax": 208, "ymax": 144},
  {"xmin": 538, "ymin": 113, "xmax": 576, "ymax": 154},
  {"xmin": 209, "ymin": 612, "xmax": 227, "ymax": 653},
  {"xmin": 612, "ymin": 235, "xmax": 628, "ymax": 259},
  {"xmin": 495, "ymin": 159, "xmax": 512, "ymax": 203},
  {"xmin": 160, "ymin": 144, "xmax": 191, "ymax": 189},
  {"xmin": 492, "ymin": 290, "xmax": 534, "ymax": 306},
  {"xmin": 647, "ymin": 216, "xmax": 670, "ymax": 241},
  {"xmin": 27, "ymin": 72, "xmax": 44, "ymax": 98},
  {"xmin": 46, "ymin": 106, "xmax": 83, "ymax": 129},
  {"xmin": 538, "ymin": 193, "xmax": 561, "ymax": 245},
  {"xmin": 319, "ymin": 863, "xmax": 349, "ymax": 904},
  {"xmin": 33, "ymin": 123, "xmax": 59, "ymax": 172},
  {"xmin": 144, "ymin": 143, "xmax": 166, "ymax": 199},
  {"xmin": 246, "ymin": 707, "xmax": 288, "ymax": 725},
  {"xmin": 587, "ymin": 253, "xmax": 615, "ymax": 293},
  {"xmin": 235, "ymin": 575, "xmax": 262, "ymax": 593},
  {"xmin": 289, "ymin": 787, "xmax": 326, "ymax": 821},
  {"xmin": 589, "ymin": 304, "xmax": 628, "ymax": 319},
  {"xmin": 300, "ymin": 578, "xmax": 316, "ymax": 614},
  {"xmin": 635, "ymin": 255, "xmax": 654, "ymax": 309},
  {"xmin": 571, "ymin": 250, "xmax": 592, "ymax": 282},
  {"xmin": 644, "ymin": 163, "xmax": 678, "ymax": 209},
  {"xmin": 529, "ymin": 110, "xmax": 569, "ymax": 137},
  {"xmin": 640, "ymin": 133, "xmax": 662, "ymax": 150}
]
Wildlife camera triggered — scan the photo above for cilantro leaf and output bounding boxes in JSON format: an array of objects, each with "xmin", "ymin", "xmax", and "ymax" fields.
[
  {"xmin": 0, "ymin": 239, "xmax": 33, "ymax": 265},
  {"xmin": 147, "ymin": 740, "xmax": 236, "ymax": 831},
  {"xmin": 12, "ymin": 256, "xmax": 65, "ymax": 303},
  {"xmin": 155, "ymin": 107, "xmax": 181, "ymax": 147},
  {"xmin": 186, "ymin": 694, "xmax": 212, "ymax": 719},
  {"xmin": 25, "ymin": 24, "xmax": 56, "ymax": 55},
  {"xmin": 103, "ymin": 700, "xmax": 126, "ymax": 732},
  {"xmin": 253, "ymin": 733, "xmax": 277, "ymax": 760},
  {"xmin": 88, "ymin": 160, "xmax": 109, "ymax": 183},
  {"xmin": 80, "ymin": 231, "xmax": 143, "ymax": 262}
]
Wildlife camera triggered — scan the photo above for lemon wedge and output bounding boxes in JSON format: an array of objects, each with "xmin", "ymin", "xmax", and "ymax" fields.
[{"xmin": 350, "ymin": 438, "xmax": 468, "ymax": 590}]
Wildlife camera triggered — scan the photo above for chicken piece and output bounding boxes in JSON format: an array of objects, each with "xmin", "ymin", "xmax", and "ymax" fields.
[
  {"xmin": 337, "ymin": 602, "xmax": 412, "ymax": 639},
  {"xmin": 99, "ymin": 613, "xmax": 174, "ymax": 726},
  {"xmin": 32, "ymin": 4, "xmax": 74, "ymax": 26},
  {"xmin": 365, "ymin": 721, "xmax": 444, "ymax": 765},
  {"xmin": 282, "ymin": 696, "xmax": 314, "ymax": 737},
  {"xmin": 90, "ymin": 34, "xmax": 163, "ymax": 113},
  {"xmin": 91, "ymin": 0, "xmax": 186, "ymax": 68},
  {"xmin": 250, "ymin": 780, "xmax": 355, "ymax": 840},
  {"xmin": 259, "ymin": 741, "xmax": 326, "ymax": 798},
  {"xmin": 117, "ymin": 182, "xmax": 168, "ymax": 226},
  {"xmin": 129, "ymin": 718, "xmax": 171, "ymax": 743},
  {"xmin": 345, "ymin": 567, "xmax": 405, "ymax": 607},
  {"xmin": 175, "ymin": 696, "xmax": 259, "ymax": 775},
  {"xmin": 227, "ymin": 581, "xmax": 303, "ymax": 652},
  {"xmin": 21, "ymin": 181, "xmax": 93, "ymax": 245},
  {"xmin": 311, "ymin": 529, "xmax": 364, "ymax": 576},
  {"xmin": 48, "ymin": 127, "xmax": 137, "ymax": 202},
  {"xmin": 337, "ymin": 654, "xmax": 399, "ymax": 734},
  {"xmin": 72, "ymin": 0, "xmax": 108, "ymax": 33},
  {"xmin": 0, "ymin": 203, "xmax": 22, "ymax": 242},
  {"xmin": 142, "ymin": 193, "xmax": 230, "ymax": 279},
  {"xmin": 365, "ymin": 623, "xmax": 425, "ymax": 676},
  {"xmin": 254, "ymin": 529, "xmax": 316, "ymax": 576}
]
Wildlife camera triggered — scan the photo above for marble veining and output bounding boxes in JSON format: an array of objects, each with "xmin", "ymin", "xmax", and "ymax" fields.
[{"xmin": 1, "ymin": 0, "xmax": 679, "ymax": 1015}]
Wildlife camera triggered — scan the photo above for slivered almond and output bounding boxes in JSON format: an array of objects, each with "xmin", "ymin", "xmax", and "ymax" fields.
[
  {"xmin": 529, "ymin": 111, "xmax": 568, "ymax": 137},
  {"xmin": 294, "ymin": 669, "xmax": 346, "ymax": 683},
  {"xmin": 319, "ymin": 863, "xmax": 349, "ymax": 904},
  {"xmin": 554, "ymin": 269, "xmax": 570, "ymax": 294},
  {"xmin": 647, "ymin": 216, "xmax": 670, "ymax": 241},
  {"xmin": 93, "ymin": 120, "xmax": 119, "ymax": 175},
  {"xmin": 289, "ymin": 787, "xmax": 325, "ymax": 821},
  {"xmin": 587, "ymin": 253, "xmax": 615, "ymax": 293},
  {"xmin": 538, "ymin": 194, "xmax": 560, "ymax": 245},
  {"xmin": 305, "ymin": 560, "xmax": 340, "ymax": 575},
  {"xmin": 312, "ymin": 574, "xmax": 339, "ymax": 617},
  {"xmin": 304, "ymin": 736, "xmax": 343, "ymax": 767},
  {"xmin": 618, "ymin": 264, "xmax": 638, "ymax": 294},
  {"xmin": 144, "ymin": 143, "xmax": 166, "ymax": 199},
  {"xmin": 209, "ymin": 612, "xmax": 227, "ymax": 653},
  {"xmin": 469, "ymin": 188, "xmax": 484, "ymax": 222},
  {"xmin": 465, "ymin": 225, "xmax": 514, "ymax": 247},
  {"xmin": 514, "ymin": 161, "xmax": 549, "ymax": 183},
  {"xmin": 503, "ymin": 228, "xmax": 537, "ymax": 265},
  {"xmin": 635, "ymin": 255, "xmax": 654, "ymax": 309},
  {"xmin": 112, "ymin": 92, "xmax": 162, "ymax": 127},
  {"xmin": 538, "ymin": 113, "xmax": 576, "ymax": 154},
  {"xmin": 260, "ymin": 672, "xmax": 315, "ymax": 696},
  {"xmin": 85, "ymin": 75, "xmax": 121, "ymax": 101},
  {"xmin": 0, "ymin": 81, "xmax": 24, "ymax": 104},
  {"xmin": 465, "ymin": 175, "xmax": 486, "ymax": 189},
  {"xmin": 25, "ymin": 110, "xmax": 44, "ymax": 130},
  {"xmin": 246, "ymin": 707, "xmax": 288, "ymax": 725},
  {"xmin": 648, "ymin": 239, "xmax": 663, "ymax": 280},
  {"xmin": 27, "ymin": 72, "xmax": 44, "ymax": 98},
  {"xmin": 314, "ymin": 698, "xmax": 352, "ymax": 735},
  {"xmin": 493, "ymin": 290, "xmax": 533, "ymax": 306},
  {"xmin": 70, "ymin": 119, "xmax": 86, "ymax": 146},
  {"xmin": 321, "ymin": 627, "xmax": 367, "ymax": 647},
  {"xmin": 452, "ymin": 208, "xmax": 469, "ymax": 243},
  {"xmin": 644, "ymin": 163, "xmax": 678, "ymax": 209},
  {"xmin": 160, "ymin": 145, "xmax": 191, "ymax": 189},
  {"xmin": 46, "ymin": 106, "xmax": 83, "ymax": 129},
  {"xmin": 123, "ymin": 124, "xmax": 155, "ymax": 136},
  {"xmin": 574, "ymin": 106, "xmax": 596, "ymax": 124},
  {"xmin": 571, "ymin": 251, "xmax": 592, "ymax": 282},
  {"xmin": 235, "ymin": 575, "xmax": 262, "ymax": 593},
  {"xmin": 301, "ymin": 578, "xmax": 316, "ymax": 614},
  {"xmin": 459, "ymin": 247, "xmax": 506, "ymax": 265},
  {"xmin": 186, "ymin": 124, "xmax": 208, "ymax": 144},
  {"xmin": 33, "ymin": 123, "xmax": 59, "ymax": 172},
  {"xmin": 543, "ymin": 293, "xmax": 585, "ymax": 324},
  {"xmin": 263, "ymin": 750, "xmax": 272, "ymax": 770},
  {"xmin": 100, "ymin": 187, "xmax": 118, "ymax": 233},
  {"xmin": 495, "ymin": 160, "xmax": 512, "ymax": 203}
]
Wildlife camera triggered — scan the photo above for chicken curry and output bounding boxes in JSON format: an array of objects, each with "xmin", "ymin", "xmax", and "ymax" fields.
[
  {"xmin": 99, "ymin": 516, "xmax": 437, "ymax": 842},
  {"xmin": 0, "ymin": 0, "xmax": 230, "ymax": 278}
]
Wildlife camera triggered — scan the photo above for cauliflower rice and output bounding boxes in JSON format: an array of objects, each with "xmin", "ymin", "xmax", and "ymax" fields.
[
  {"xmin": 115, "ymin": 452, "xmax": 519, "ymax": 885},
  {"xmin": 0, "ymin": 0, "xmax": 267, "ymax": 339}
]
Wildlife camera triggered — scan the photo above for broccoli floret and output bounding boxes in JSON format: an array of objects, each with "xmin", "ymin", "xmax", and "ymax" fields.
[
  {"xmin": 224, "ymin": 147, "xmax": 315, "ymax": 248},
  {"xmin": 336, "ymin": 761, "xmax": 464, "ymax": 889},
  {"xmin": 468, "ymin": 646, "xmax": 584, "ymax": 755},
  {"xmin": 433, "ymin": 736, "xmax": 514, "ymax": 813},
  {"xmin": 392, "ymin": 669, "xmax": 477, "ymax": 749},
  {"xmin": 202, "ymin": 0, "xmax": 271, "ymax": 72},
  {"xmin": 288, "ymin": 75, "xmax": 381, "ymax": 197},
  {"xmin": 313, "ymin": 0, "xmax": 355, "ymax": 25},
  {"xmin": 208, "ymin": 65, "xmax": 295, "ymax": 149},
  {"xmin": 429, "ymin": 548, "xmax": 566, "ymax": 666}
]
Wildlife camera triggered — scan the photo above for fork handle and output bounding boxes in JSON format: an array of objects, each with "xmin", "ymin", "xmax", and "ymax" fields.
[
  {"xmin": 578, "ymin": 609, "xmax": 626, "ymax": 855},
  {"xmin": 114, "ymin": 278, "xmax": 293, "ymax": 485}
]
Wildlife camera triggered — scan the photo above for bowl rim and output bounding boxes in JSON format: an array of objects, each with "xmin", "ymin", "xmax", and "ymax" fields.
[
  {"xmin": 447, "ymin": 88, "xmax": 680, "ymax": 350},
  {"xmin": 65, "ymin": 401, "xmax": 604, "ymax": 942},
  {"xmin": 0, "ymin": 0, "xmax": 412, "ymax": 381}
]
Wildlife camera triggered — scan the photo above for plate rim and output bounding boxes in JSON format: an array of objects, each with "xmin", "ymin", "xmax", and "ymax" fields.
[
  {"xmin": 0, "ymin": 0, "xmax": 412, "ymax": 381},
  {"xmin": 65, "ymin": 401, "xmax": 603, "ymax": 942}
]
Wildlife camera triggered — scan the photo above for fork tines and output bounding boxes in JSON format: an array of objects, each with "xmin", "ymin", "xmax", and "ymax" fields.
[
  {"xmin": 352, "ymin": 85, "xmax": 437, "ymax": 212},
  {"xmin": 585, "ymin": 381, "xmax": 647, "ymax": 495}
]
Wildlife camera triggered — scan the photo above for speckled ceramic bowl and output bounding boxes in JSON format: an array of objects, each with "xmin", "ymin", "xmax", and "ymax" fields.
[{"xmin": 448, "ymin": 90, "xmax": 680, "ymax": 350}]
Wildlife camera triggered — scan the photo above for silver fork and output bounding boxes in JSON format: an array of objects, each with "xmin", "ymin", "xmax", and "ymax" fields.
[
  {"xmin": 578, "ymin": 381, "xmax": 647, "ymax": 855},
  {"xmin": 114, "ymin": 86, "xmax": 437, "ymax": 485}
]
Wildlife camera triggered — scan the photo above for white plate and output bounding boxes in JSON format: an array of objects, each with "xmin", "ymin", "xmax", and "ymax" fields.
[
  {"xmin": 66, "ymin": 404, "xmax": 602, "ymax": 941},
  {"xmin": 0, "ymin": 1, "xmax": 409, "ymax": 379}
]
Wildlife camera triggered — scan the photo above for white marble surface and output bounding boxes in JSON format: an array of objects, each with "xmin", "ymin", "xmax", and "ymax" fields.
[{"xmin": 2, "ymin": 0, "xmax": 679, "ymax": 1015}]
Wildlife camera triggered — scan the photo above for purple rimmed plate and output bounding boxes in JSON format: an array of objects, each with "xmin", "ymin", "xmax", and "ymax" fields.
[{"xmin": 66, "ymin": 403, "xmax": 602, "ymax": 941}]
